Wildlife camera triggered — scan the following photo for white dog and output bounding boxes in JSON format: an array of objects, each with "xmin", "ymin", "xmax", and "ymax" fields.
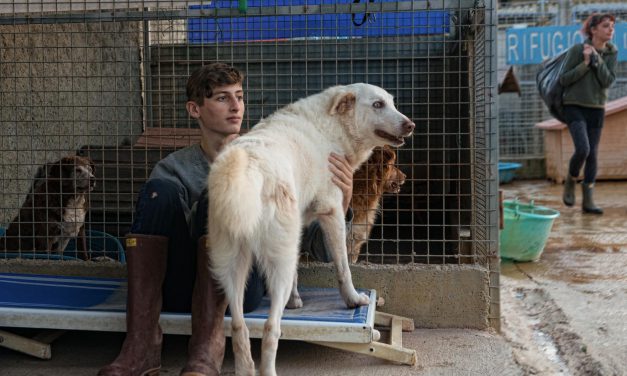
[{"xmin": 207, "ymin": 83, "xmax": 415, "ymax": 375}]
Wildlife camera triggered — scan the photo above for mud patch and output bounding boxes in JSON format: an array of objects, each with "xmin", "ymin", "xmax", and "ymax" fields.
[
  {"xmin": 503, "ymin": 284, "xmax": 608, "ymax": 376},
  {"xmin": 515, "ymin": 249, "xmax": 627, "ymax": 285}
]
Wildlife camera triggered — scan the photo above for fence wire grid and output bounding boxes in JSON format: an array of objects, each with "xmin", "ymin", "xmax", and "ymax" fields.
[{"xmin": 1, "ymin": 0, "xmax": 498, "ymax": 305}]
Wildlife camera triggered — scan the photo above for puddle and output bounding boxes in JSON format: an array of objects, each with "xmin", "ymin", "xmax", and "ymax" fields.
[
  {"xmin": 505, "ymin": 287, "xmax": 609, "ymax": 375},
  {"xmin": 532, "ymin": 329, "xmax": 569, "ymax": 375},
  {"xmin": 508, "ymin": 250, "xmax": 627, "ymax": 284},
  {"xmin": 501, "ymin": 180, "xmax": 627, "ymax": 284},
  {"xmin": 501, "ymin": 181, "xmax": 626, "ymax": 375}
]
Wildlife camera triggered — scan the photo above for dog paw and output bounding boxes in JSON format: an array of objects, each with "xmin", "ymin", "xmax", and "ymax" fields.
[
  {"xmin": 345, "ymin": 292, "xmax": 370, "ymax": 308},
  {"xmin": 286, "ymin": 295, "xmax": 303, "ymax": 309}
]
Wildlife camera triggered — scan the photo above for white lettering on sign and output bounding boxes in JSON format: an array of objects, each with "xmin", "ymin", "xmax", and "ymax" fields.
[{"xmin": 506, "ymin": 24, "xmax": 625, "ymax": 64}]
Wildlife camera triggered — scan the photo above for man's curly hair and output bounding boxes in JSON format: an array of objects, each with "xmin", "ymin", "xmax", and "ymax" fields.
[{"xmin": 186, "ymin": 63, "xmax": 245, "ymax": 105}]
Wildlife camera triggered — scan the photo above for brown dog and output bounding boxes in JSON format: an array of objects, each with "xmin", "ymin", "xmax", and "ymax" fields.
[
  {"xmin": 348, "ymin": 146, "xmax": 406, "ymax": 263},
  {"xmin": 2, "ymin": 155, "xmax": 95, "ymax": 260}
]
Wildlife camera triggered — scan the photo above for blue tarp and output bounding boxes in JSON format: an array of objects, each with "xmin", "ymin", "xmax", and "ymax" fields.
[{"xmin": 188, "ymin": 0, "xmax": 450, "ymax": 43}]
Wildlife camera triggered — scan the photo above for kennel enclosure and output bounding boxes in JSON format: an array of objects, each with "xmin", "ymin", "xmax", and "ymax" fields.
[{"xmin": 1, "ymin": 0, "xmax": 499, "ymax": 330}]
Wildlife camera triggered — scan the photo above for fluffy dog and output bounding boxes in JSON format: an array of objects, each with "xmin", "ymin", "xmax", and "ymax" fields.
[
  {"xmin": 348, "ymin": 146, "xmax": 406, "ymax": 263},
  {"xmin": 2, "ymin": 155, "xmax": 95, "ymax": 260},
  {"xmin": 207, "ymin": 83, "xmax": 414, "ymax": 375}
]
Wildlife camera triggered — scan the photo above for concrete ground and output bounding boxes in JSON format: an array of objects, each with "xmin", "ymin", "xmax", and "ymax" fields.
[
  {"xmin": 1, "ymin": 180, "xmax": 625, "ymax": 375},
  {"xmin": 500, "ymin": 180, "xmax": 627, "ymax": 376},
  {"xmin": 0, "ymin": 328, "xmax": 523, "ymax": 376}
]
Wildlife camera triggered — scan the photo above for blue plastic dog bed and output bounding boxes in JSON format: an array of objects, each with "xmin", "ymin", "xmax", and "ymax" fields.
[
  {"xmin": 0, "ymin": 273, "xmax": 374, "ymax": 339},
  {"xmin": 0, "ymin": 273, "xmax": 417, "ymax": 365}
]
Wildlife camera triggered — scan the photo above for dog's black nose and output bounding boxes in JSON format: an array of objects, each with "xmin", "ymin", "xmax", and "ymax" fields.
[{"xmin": 403, "ymin": 121, "xmax": 415, "ymax": 134}]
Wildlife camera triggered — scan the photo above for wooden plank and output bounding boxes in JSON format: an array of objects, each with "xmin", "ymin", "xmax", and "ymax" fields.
[
  {"xmin": 0, "ymin": 329, "xmax": 51, "ymax": 359},
  {"xmin": 390, "ymin": 317, "xmax": 403, "ymax": 348},
  {"xmin": 134, "ymin": 127, "xmax": 202, "ymax": 148},
  {"xmin": 31, "ymin": 329, "xmax": 66, "ymax": 344},
  {"xmin": 78, "ymin": 145, "xmax": 176, "ymax": 164},
  {"xmin": 375, "ymin": 311, "xmax": 415, "ymax": 332},
  {"xmin": 310, "ymin": 339, "xmax": 417, "ymax": 366}
]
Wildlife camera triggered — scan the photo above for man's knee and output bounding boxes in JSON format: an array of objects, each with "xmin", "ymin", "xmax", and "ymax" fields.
[
  {"xmin": 131, "ymin": 178, "xmax": 183, "ymax": 234},
  {"xmin": 143, "ymin": 178, "xmax": 180, "ymax": 202}
]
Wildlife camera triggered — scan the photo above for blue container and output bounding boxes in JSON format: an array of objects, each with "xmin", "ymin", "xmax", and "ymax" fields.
[
  {"xmin": 65, "ymin": 230, "xmax": 126, "ymax": 263},
  {"xmin": 500, "ymin": 200, "xmax": 560, "ymax": 262},
  {"xmin": 188, "ymin": 0, "xmax": 451, "ymax": 44},
  {"xmin": 498, "ymin": 162, "xmax": 522, "ymax": 184},
  {"xmin": 0, "ymin": 229, "xmax": 125, "ymax": 263},
  {"xmin": 0, "ymin": 273, "xmax": 124, "ymax": 310}
]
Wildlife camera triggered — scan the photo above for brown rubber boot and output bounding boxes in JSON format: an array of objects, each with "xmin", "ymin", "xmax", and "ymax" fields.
[
  {"xmin": 98, "ymin": 234, "xmax": 168, "ymax": 376},
  {"xmin": 180, "ymin": 235, "xmax": 228, "ymax": 376}
]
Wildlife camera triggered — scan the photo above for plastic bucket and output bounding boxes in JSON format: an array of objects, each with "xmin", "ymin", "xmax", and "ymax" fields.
[{"xmin": 500, "ymin": 200, "xmax": 560, "ymax": 262}]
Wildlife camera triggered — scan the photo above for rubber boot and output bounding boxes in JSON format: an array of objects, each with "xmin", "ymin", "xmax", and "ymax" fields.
[
  {"xmin": 562, "ymin": 175, "xmax": 576, "ymax": 207},
  {"xmin": 582, "ymin": 183, "xmax": 603, "ymax": 215},
  {"xmin": 180, "ymin": 235, "xmax": 229, "ymax": 376},
  {"xmin": 98, "ymin": 234, "xmax": 168, "ymax": 376}
]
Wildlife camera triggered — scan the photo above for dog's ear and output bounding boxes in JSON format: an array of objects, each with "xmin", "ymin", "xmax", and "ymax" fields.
[
  {"xmin": 60, "ymin": 158, "xmax": 78, "ymax": 186},
  {"xmin": 369, "ymin": 147, "xmax": 384, "ymax": 165},
  {"xmin": 381, "ymin": 145, "xmax": 396, "ymax": 164},
  {"xmin": 47, "ymin": 160, "xmax": 63, "ymax": 181},
  {"xmin": 329, "ymin": 92, "xmax": 356, "ymax": 116}
]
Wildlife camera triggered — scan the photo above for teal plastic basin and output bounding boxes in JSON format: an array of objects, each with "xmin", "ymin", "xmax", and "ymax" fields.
[{"xmin": 500, "ymin": 200, "xmax": 560, "ymax": 262}]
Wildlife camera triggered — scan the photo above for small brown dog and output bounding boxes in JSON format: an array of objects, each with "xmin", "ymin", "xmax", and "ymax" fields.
[
  {"xmin": 348, "ymin": 146, "xmax": 406, "ymax": 263},
  {"xmin": 2, "ymin": 155, "xmax": 95, "ymax": 260}
]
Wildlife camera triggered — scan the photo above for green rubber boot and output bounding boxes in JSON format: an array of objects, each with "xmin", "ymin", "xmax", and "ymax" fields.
[
  {"xmin": 582, "ymin": 183, "xmax": 603, "ymax": 215},
  {"xmin": 562, "ymin": 175, "xmax": 576, "ymax": 207}
]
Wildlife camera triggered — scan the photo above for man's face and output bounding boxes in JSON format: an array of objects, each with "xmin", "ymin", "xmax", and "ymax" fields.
[{"xmin": 190, "ymin": 83, "xmax": 244, "ymax": 136}]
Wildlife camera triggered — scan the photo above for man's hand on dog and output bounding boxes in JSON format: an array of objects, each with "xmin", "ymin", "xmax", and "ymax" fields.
[{"xmin": 328, "ymin": 153, "xmax": 353, "ymax": 215}]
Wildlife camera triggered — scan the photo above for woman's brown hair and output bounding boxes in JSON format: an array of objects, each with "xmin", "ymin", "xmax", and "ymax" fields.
[{"xmin": 581, "ymin": 13, "xmax": 616, "ymax": 39}]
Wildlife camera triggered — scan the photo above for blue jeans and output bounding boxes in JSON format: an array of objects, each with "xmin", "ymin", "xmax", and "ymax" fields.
[
  {"xmin": 564, "ymin": 105, "xmax": 605, "ymax": 184},
  {"xmin": 130, "ymin": 178, "xmax": 265, "ymax": 313}
]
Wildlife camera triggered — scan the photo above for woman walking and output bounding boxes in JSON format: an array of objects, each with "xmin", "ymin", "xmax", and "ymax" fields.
[{"xmin": 560, "ymin": 13, "xmax": 617, "ymax": 214}]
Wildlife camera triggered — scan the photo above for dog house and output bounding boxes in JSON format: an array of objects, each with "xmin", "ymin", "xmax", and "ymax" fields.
[
  {"xmin": 536, "ymin": 96, "xmax": 627, "ymax": 184},
  {"xmin": 0, "ymin": 0, "xmax": 499, "ymax": 342}
]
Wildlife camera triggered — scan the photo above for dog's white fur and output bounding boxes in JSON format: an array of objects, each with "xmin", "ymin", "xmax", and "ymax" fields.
[{"xmin": 207, "ymin": 83, "xmax": 414, "ymax": 376}]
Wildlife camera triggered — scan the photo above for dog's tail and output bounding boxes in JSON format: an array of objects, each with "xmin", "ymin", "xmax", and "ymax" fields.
[{"xmin": 208, "ymin": 147, "xmax": 264, "ymax": 239}]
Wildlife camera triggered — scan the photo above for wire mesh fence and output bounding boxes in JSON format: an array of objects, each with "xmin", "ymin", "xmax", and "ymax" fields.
[
  {"xmin": 498, "ymin": 1, "xmax": 627, "ymax": 163},
  {"xmin": 0, "ymin": 0, "xmax": 498, "ymax": 295}
]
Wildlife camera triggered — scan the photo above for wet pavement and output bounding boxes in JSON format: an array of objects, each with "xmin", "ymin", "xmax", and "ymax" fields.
[{"xmin": 500, "ymin": 179, "xmax": 627, "ymax": 376}]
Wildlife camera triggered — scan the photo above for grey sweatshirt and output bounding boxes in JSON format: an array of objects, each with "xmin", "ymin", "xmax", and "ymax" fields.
[{"xmin": 149, "ymin": 143, "xmax": 352, "ymax": 262}]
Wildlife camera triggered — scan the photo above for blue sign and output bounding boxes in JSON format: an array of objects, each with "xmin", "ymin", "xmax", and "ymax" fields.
[
  {"xmin": 506, "ymin": 23, "xmax": 627, "ymax": 65},
  {"xmin": 189, "ymin": 1, "xmax": 450, "ymax": 44}
]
